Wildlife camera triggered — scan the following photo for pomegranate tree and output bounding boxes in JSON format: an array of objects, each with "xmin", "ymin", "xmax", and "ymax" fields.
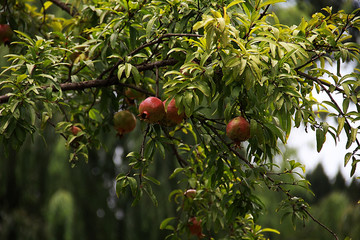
[
  {"xmin": 138, "ymin": 97, "xmax": 165, "ymax": 123},
  {"xmin": 0, "ymin": 24, "xmax": 13, "ymax": 45},
  {"xmin": 226, "ymin": 116, "xmax": 250, "ymax": 144},
  {"xmin": 162, "ymin": 98, "xmax": 185, "ymax": 126},
  {"xmin": 113, "ymin": 110, "xmax": 137, "ymax": 136}
]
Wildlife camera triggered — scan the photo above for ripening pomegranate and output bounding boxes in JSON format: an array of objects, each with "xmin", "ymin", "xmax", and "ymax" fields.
[
  {"xmin": 70, "ymin": 125, "xmax": 82, "ymax": 135},
  {"xmin": 162, "ymin": 98, "xmax": 185, "ymax": 126},
  {"xmin": 0, "ymin": 24, "xmax": 13, "ymax": 45},
  {"xmin": 138, "ymin": 97, "xmax": 165, "ymax": 123},
  {"xmin": 113, "ymin": 110, "xmax": 137, "ymax": 136},
  {"xmin": 188, "ymin": 217, "xmax": 204, "ymax": 238},
  {"xmin": 184, "ymin": 189, "xmax": 196, "ymax": 199},
  {"xmin": 226, "ymin": 116, "xmax": 250, "ymax": 144}
]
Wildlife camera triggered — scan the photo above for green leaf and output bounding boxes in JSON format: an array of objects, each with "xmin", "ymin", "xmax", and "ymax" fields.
[
  {"xmin": 125, "ymin": 63, "xmax": 132, "ymax": 78},
  {"xmin": 250, "ymin": 119, "xmax": 257, "ymax": 138},
  {"xmin": 28, "ymin": 105, "xmax": 36, "ymax": 126},
  {"xmin": 89, "ymin": 108, "xmax": 103, "ymax": 122},
  {"xmin": 169, "ymin": 168, "xmax": 184, "ymax": 179},
  {"xmin": 116, "ymin": 178, "xmax": 128, "ymax": 197},
  {"xmin": 26, "ymin": 63, "xmax": 35, "ymax": 75},
  {"xmin": 344, "ymin": 152, "xmax": 352, "ymax": 167},
  {"xmin": 145, "ymin": 139, "xmax": 155, "ymax": 159},
  {"xmin": 316, "ymin": 128, "xmax": 326, "ymax": 152},
  {"xmin": 160, "ymin": 217, "xmax": 176, "ymax": 230},
  {"xmin": 126, "ymin": 151, "xmax": 141, "ymax": 159},
  {"xmin": 194, "ymin": 81, "xmax": 210, "ymax": 97},
  {"xmin": 323, "ymin": 101, "xmax": 340, "ymax": 112},
  {"xmin": 128, "ymin": 177, "xmax": 138, "ymax": 197},
  {"xmin": 206, "ymin": 26, "xmax": 215, "ymax": 50},
  {"xmin": 110, "ymin": 33, "xmax": 118, "ymax": 49},
  {"xmin": 226, "ymin": 0, "xmax": 245, "ymax": 9},
  {"xmin": 351, "ymin": 158, "xmax": 357, "ymax": 177},
  {"xmin": 143, "ymin": 175, "xmax": 161, "ymax": 185},
  {"xmin": 350, "ymin": 127, "xmax": 358, "ymax": 143},
  {"xmin": 260, "ymin": 228, "xmax": 280, "ymax": 234},
  {"xmin": 118, "ymin": 64, "xmax": 125, "ymax": 80},
  {"xmin": 295, "ymin": 110, "xmax": 302, "ymax": 128},
  {"xmin": 259, "ymin": 0, "xmax": 286, "ymax": 8},
  {"xmin": 343, "ymin": 98, "xmax": 349, "ymax": 114},
  {"xmin": 156, "ymin": 141, "xmax": 166, "ymax": 159},
  {"xmin": 146, "ymin": 16, "xmax": 157, "ymax": 39},
  {"xmin": 264, "ymin": 123, "xmax": 285, "ymax": 143},
  {"xmin": 337, "ymin": 116, "xmax": 345, "ymax": 136},
  {"xmin": 143, "ymin": 182, "xmax": 158, "ymax": 206},
  {"xmin": 129, "ymin": 25, "xmax": 137, "ymax": 49},
  {"xmin": 14, "ymin": 30, "xmax": 35, "ymax": 45}
]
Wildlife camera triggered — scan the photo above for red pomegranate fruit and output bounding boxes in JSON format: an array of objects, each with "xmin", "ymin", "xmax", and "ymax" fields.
[
  {"xmin": 0, "ymin": 24, "xmax": 13, "ymax": 45},
  {"xmin": 113, "ymin": 110, "xmax": 137, "ymax": 136},
  {"xmin": 226, "ymin": 116, "xmax": 250, "ymax": 144},
  {"xmin": 188, "ymin": 217, "xmax": 204, "ymax": 238},
  {"xmin": 163, "ymin": 98, "xmax": 185, "ymax": 126},
  {"xmin": 138, "ymin": 97, "xmax": 165, "ymax": 123}
]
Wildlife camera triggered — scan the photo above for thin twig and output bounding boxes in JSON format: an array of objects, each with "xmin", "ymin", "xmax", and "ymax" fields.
[
  {"xmin": 155, "ymin": 67, "xmax": 159, "ymax": 98},
  {"xmin": 243, "ymin": 5, "xmax": 270, "ymax": 40},
  {"xmin": 161, "ymin": 126, "xmax": 188, "ymax": 167},
  {"xmin": 197, "ymin": 116, "xmax": 253, "ymax": 168},
  {"xmin": 310, "ymin": 73, "xmax": 360, "ymax": 148}
]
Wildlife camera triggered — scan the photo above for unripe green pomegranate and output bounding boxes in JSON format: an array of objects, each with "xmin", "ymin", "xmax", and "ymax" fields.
[
  {"xmin": 113, "ymin": 110, "xmax": 137, "ymax": 136},
  {"xmin": 138, "ymin": 97, "xmax": 165, "ymax": 123},
  {"xmin": 162, "ymin": 98, "xmax": 185, "ymax": 126},
  {"xmin": 125, "ymin": 87, "xmax": 145, "ymax": 100},
  {"xmin": 226, "ymin": 116, "xmax": 250, "ymax": 144},
  {"xmin": 0, "ymin": 24, "xmax": 13, "ymax": 45},
  {"xmin": 124, "ymin": 86, "xmax": 146, "ymax": 106}
]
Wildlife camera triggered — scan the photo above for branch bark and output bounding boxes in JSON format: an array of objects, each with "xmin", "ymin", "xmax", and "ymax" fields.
[
  {"xmin": 0, "ymin": 58, "xmax": 178, "ymax": 104},
  {"xmin": 49, "ymin": 0, "xmax": 78, "ymax": 17},
  {"xmin": 296, "ymin": 70, "xmax": 344, "ymax": 93}
]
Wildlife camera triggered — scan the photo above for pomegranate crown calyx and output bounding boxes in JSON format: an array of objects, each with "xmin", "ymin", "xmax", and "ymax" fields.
[{"xmin": 140, "ymin": 110, "xmax": 149, "ymax": 120}]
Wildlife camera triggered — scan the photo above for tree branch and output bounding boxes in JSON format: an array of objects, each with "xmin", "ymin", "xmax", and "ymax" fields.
[
  {"xmin": 108, "ymin": 33, "xmax": 202, "ymax": 78},
  {"xmin": 303, "ymin": 207, "xmax": 339, "ymax": 240},
  {"xmin": 49, "ymin": 0, "xmax": 78, "ymax": 17},
  {"xmin": 296, "ymin": 70, "xmax": 344, "ymax": 93},
  {"xmin": 0, "ymin": 58, "xmax": 178, "ymax": 104}
]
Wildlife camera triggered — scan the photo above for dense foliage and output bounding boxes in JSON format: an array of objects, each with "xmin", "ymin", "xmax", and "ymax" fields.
[{"xmin": 1, "ymin": 0, "xmax": 360, "ymax": 239}]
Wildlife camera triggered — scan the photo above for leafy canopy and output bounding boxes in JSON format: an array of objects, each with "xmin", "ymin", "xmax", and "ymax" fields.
[{"xmin": 1, "ymin": 0, "xmax": 360, "ymax": 239}]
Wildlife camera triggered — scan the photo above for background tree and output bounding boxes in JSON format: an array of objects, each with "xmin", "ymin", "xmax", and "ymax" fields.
[{"xmin": 1, "ymin": 0, "xmax": 360, "ymax": 239}]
